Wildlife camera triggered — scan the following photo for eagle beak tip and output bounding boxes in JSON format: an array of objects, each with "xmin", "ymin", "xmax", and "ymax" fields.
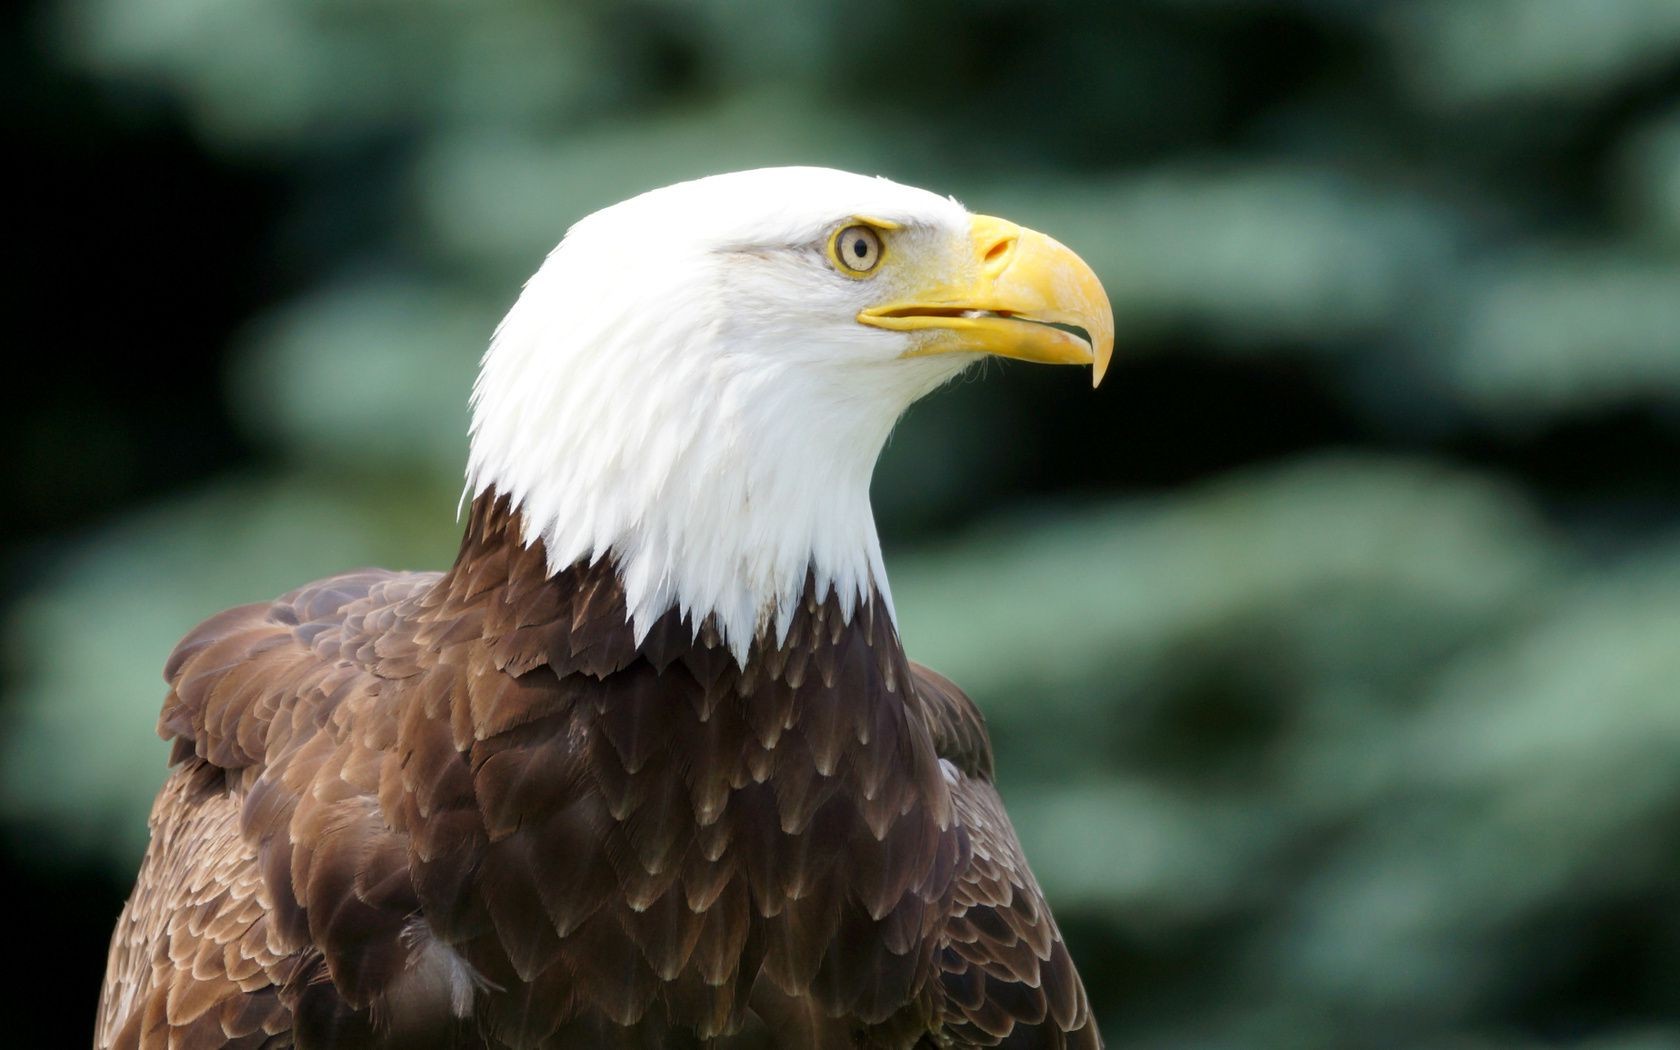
[{"xmin": 1090, "ymin": 318, "xmax": 1114, "ymax": 388}]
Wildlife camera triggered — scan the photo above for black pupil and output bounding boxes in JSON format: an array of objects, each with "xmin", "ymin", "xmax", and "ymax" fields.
[{"xmin": 852, "ymin": 238, "xmax": 868, "ymax": 259}]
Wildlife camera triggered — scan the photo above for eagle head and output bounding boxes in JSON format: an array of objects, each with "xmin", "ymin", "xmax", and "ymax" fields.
[{"xmin": 464, "ymin": 166, "xmax": 1113, "ymax": 661}]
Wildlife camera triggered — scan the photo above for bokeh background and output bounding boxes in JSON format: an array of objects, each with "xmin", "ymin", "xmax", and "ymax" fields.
[{"xmin": 6, "ymin": 0, "xmax": 1680, "ymax": 1045}]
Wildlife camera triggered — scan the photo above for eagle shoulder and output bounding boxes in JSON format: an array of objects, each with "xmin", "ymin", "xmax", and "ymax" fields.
[
  {"xmin": 158, "ymin": 569, "xmax": 440, "ymax": 770},
  {"xmin": 100, "ymin": 568, "xmax": 464, "ymax": 1050},
  {"xmin": 907, "ymin": 664, "xmax": 1102, "ymax": 1049}
]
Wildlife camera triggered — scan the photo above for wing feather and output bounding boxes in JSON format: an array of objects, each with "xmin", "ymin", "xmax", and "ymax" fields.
[
  {"xmin": 96, "ymin": 762, "xmax": 294, "ymax": 1050},
  {"xmin": 908, "ymin": 663, "xmax": 1102, "ymax": 1048},
  {"xmin": 98, "ymin": 570, "xmax": 453, "ymax": 1049}
]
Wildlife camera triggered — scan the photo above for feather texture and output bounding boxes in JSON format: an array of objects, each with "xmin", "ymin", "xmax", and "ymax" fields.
[{"xmin": 97, "ymin": 493, "xmax": 1098, "ymax": 1048}]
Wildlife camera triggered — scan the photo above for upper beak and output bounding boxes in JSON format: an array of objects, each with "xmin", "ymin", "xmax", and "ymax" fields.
[{"xmin": 856, "ymin": 214, "xmax": 1114, "ymax": 387}]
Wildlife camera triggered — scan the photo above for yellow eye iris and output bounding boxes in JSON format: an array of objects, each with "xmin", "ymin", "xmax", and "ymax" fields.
[{"xmin": 829, "ymin": 224, "xmax": 884, "ymax": 276}]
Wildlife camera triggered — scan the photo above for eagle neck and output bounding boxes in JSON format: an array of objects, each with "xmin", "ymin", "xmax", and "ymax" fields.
[{"xmin": 436, "ymin": 491, "xmax": 905, "ymax": 685}]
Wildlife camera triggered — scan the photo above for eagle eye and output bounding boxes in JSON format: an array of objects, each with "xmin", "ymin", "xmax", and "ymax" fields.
[{"xmin": 829, "ymin": 224, "xmax": 884, "ymax": 276}]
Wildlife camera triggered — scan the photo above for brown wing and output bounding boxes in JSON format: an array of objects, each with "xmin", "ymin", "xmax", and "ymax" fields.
[
  {"xmin": 909, "ymin": 665, "xmax": 1102, "ymax": 1049},
  {"xmin": 96, "ymin": 761, "xmax": 295, "ymax": 1050},
  {"xmin": 97, "ymin": 569, "xmax": 454, "ymax": 1050}
]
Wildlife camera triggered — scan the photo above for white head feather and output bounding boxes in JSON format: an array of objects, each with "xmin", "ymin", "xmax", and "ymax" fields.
[{"xmin": 465, "ymin": 167, "xmax": 977, "ymax": 663}]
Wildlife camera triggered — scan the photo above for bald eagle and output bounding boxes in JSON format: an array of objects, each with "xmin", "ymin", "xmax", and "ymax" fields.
[{"xmin": 96, "ymin": 167, "xmax": 1113, "ymax": 1049}]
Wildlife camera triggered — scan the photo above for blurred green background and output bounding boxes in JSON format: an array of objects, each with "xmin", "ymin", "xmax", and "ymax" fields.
[{"xmin": 6, "ymin": 0, "xmax": 1680, "ymax": 1045}]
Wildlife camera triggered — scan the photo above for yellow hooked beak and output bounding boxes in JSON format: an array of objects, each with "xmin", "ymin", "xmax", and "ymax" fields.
[{"xmin": 857, "ymin": 214, "xmax": 1114, "ymax": 387}]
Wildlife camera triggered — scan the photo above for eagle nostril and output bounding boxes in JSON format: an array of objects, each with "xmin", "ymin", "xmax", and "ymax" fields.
[{"xmin": 981, "ymin": 235, "xmax": 1016, "ymax": 272}]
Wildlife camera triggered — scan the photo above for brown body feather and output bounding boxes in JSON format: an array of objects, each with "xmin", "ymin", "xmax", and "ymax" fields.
[{"xmin": 96, "ymin": 493, "xmax": 1099, "ymax": 1048}]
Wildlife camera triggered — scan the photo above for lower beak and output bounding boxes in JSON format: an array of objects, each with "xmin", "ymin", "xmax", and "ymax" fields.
[{"xmin": 856, "ymin": 214, "xmax": 1114, "ymax": 387}]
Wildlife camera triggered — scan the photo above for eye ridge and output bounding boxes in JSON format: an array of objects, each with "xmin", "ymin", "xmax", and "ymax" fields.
[{"xmin": 828, "ymin": 223, "xmax": 884, "ymax": 276}]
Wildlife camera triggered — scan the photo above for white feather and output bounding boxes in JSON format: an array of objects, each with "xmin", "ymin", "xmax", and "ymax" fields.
[{"xmin": 465, "ymin": 167, "xmax": 975, "ymax": 663}]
